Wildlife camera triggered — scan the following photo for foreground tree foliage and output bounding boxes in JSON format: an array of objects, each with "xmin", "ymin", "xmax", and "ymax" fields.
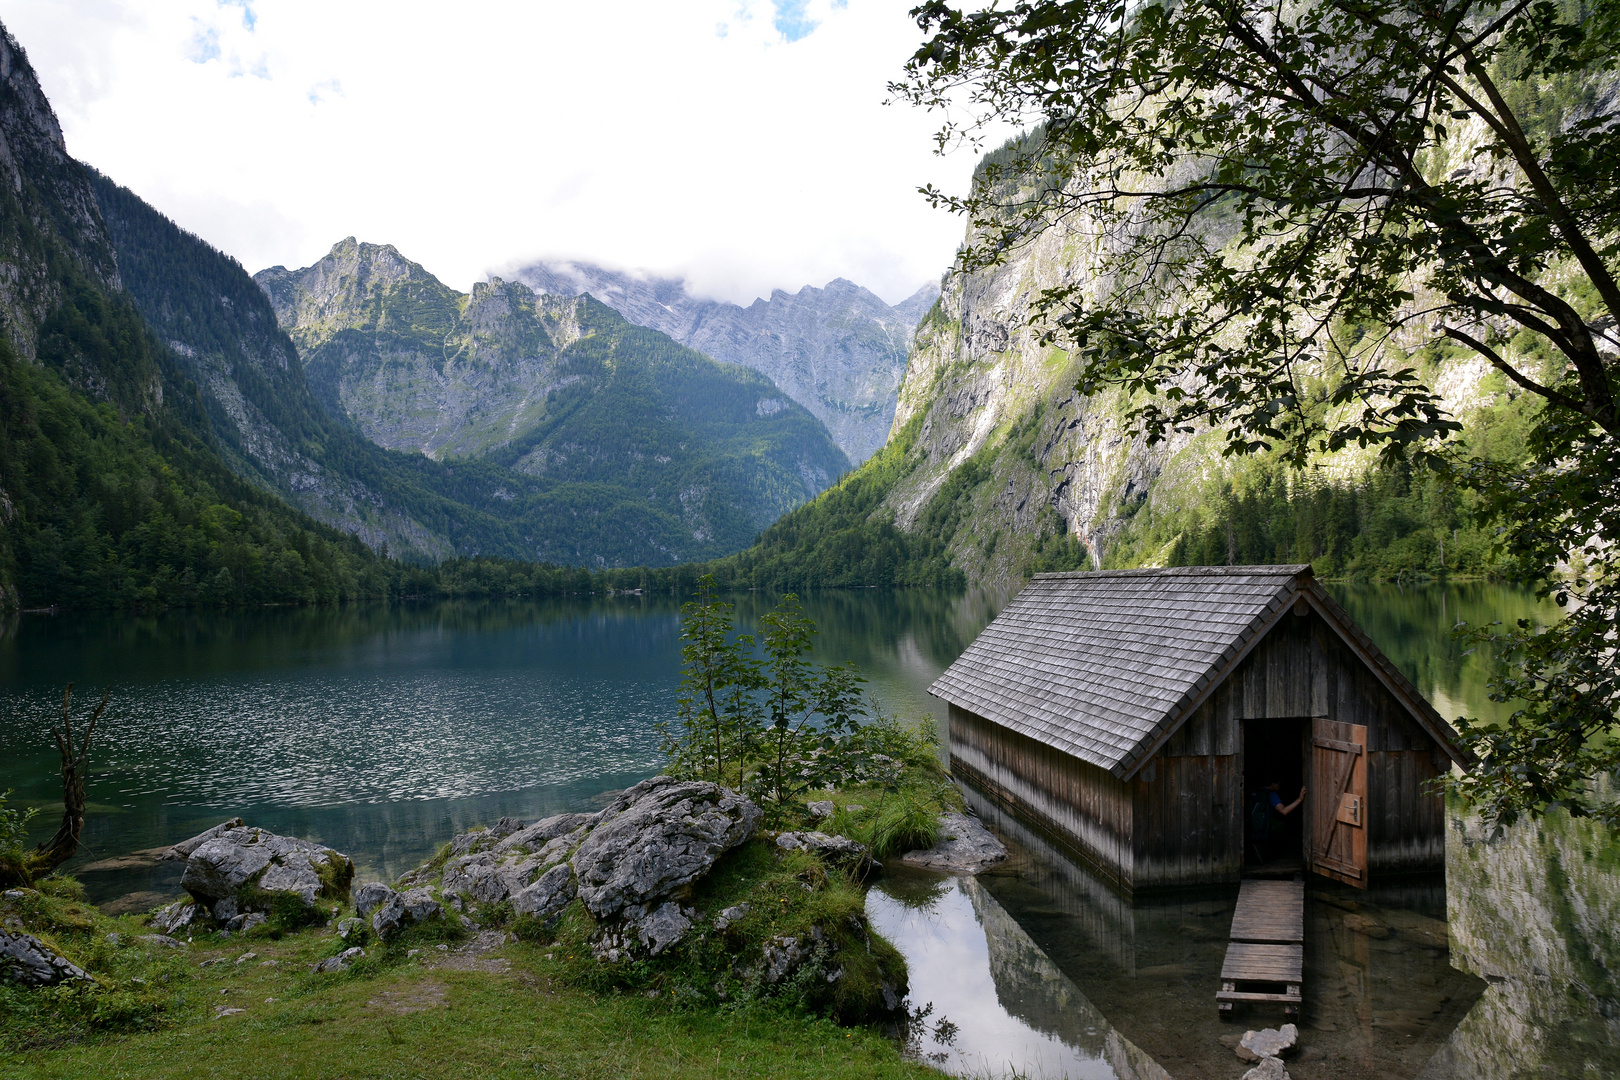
[{"xmin": 898, "ymin": 0, "xmax": 1620, "ymax": 825}]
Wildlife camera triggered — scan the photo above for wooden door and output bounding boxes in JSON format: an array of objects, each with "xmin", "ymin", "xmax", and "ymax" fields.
[{"xmin": 1309, "ymin": 718, "xmax": 1368, "ymax": 888}]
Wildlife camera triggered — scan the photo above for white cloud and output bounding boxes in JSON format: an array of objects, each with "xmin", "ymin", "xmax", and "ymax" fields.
[{"xmin": 4, "ymin": 0, "xmax": 993, "ymax": 305}]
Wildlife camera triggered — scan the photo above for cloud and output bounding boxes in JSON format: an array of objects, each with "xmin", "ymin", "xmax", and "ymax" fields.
[{"xmin": 4, "ymin": 0, "xmax": 1002, "ymax": 306}]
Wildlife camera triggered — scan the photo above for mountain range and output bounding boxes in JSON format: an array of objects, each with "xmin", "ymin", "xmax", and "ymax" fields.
[{"xmin": 515, "ymin": 261, "xmax": 936, "ymax": 465}]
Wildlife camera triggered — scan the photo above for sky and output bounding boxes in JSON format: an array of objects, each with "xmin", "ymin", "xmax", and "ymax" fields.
[{"xmin": 4, "ymin": 0, "xmax": 994, "ymax": 306}]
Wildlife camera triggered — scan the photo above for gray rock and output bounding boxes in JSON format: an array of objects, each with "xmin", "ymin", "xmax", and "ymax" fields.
[
  {"xmin": 151, "ymin": 900, "xmax": 199, "ymax": 935},
  {"xmin": 161, "ymin": 818, "xmax": 247, "ymax": 861},
  {"xmin": 571, "ymin": 776, "xmax": 762, "ymax": 920},
  {"xmin": 445, "ymin": 817, "xmax": 528, "ymax": 859},
  {"xmin": 353, "ymin": 882, "xmax": 393, "ymax": 918},
  {"xmin": 511, "ymin": 863, "xmax": 576, "ymax": 920},
  {"xmin": 713, "ymin": 903, "xmax": 750, "ymax": 930},
  {"xmin": 180, "ymin": 827, "xmax": 354, "ymax": 916},
  {"xmin": 494, "ymin": 813, "xmax": 599, "ymax": 855},
  {"xmin": 1241, "ymin": 1024, "xmax": 1298, "ymax": 1060},
  {"xmin": 806, "ymin": 801, "xmax": 836, "ymax": 820},
  {"xmin": 775, "ymin": 831, "xmax": 868, "ymax": 863},
  {"xmin": 634, "ymin": 901, "xmax": 692, "ymax": 956},
  {"xmin": 335, "ymin": 917, "xmax": 365, "ymax": 941},
  {"xmin": 899, "ymin": 813, "xmax": 1008, "ymax": 874},
  {"xmin": 311, "ymin": 946, "xmax": 364, "ymax": 974},
  {"xmin": 1241, "ymin": 1057, "xmax": 1290, "ymax": 1080},
  {"xmin": 0, "ymin": 931, "xmax": 92, "ymax": 987},
  {"xmin": 761, "ymin": 935, "xmax": 807, "ymax": 984},
  {"xmin": 225, "ymin": 912, "xmax": 266, "ymax": 934},
  {"xmin": 136, "ymin": 934, "xmax": 185, "ymax": 949},
  {"xmin": 441, "ymin": 825, "xmax": 585, "ymax": 907},
  {"xmin": 368, "ymin": 885, "xmax": 441, "ymax": 941}
]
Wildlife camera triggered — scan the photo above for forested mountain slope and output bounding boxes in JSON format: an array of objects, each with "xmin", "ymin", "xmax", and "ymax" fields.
[
  {"xmin": 257, "ymin": 241, "xmax": 851, "ymax": 565},
  {"xmin": 517, "ymin": 260, "xmax": 936, "ymax": 465},
  {"xmin": 0, "ymin": 24, "xmax": 395, "ymax": 608}
]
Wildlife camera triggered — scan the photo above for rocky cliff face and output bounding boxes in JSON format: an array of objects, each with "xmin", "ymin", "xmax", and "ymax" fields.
[
  {"xmin": 517, "ymin": 260, "xmax": 937, "ymax": 465},
  {"xmin": 0, "ymin": 28, "xmax": 119, "ymax": 362},
  {"xmin": 94, "ymin": 185, "xmax": 473, "ymax": 560},
  {"xmin": 258, "ymin": 240, "xmax": 583, "ymax": 461},
  {"xmin": 257, "ymin": 241, "xmax": 852, "ymax": 565}
]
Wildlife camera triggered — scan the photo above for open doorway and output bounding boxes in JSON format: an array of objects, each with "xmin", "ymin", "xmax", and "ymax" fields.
[{"xmin": 1243, "ymin": 718, "xmax": 1307, "ymax": 870}]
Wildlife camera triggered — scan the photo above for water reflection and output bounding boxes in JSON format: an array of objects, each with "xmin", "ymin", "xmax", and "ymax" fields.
[
  {"xmin": 868, "ymin": 870, "xmax": 1166, "ymax": 1080},
  {"xmin": 0, "ymin": 582, "xmax": 1614, "ymax": 1078}
]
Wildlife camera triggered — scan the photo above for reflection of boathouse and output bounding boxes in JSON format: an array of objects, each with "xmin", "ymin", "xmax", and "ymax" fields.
[{"xmin": 930, "ymin": 566, "xmax": 1471, "ymax": 892}]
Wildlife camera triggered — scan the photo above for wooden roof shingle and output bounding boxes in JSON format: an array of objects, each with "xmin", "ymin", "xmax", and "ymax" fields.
[{"xmin": 928, "ymin": 565, "xmax": 1469, "ymax": 779}]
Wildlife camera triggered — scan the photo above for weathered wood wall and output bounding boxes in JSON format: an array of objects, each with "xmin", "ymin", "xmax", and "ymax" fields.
[
  {"xmin": 949, "ymin": 703, "xmax": 1134, "ymax": 889},
  {"xmin": 949, "ymin": 605, "xmax": 1448, "ymax": 892}
]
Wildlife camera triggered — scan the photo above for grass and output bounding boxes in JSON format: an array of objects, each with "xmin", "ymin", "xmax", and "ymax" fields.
[{"xmin": 3, "ymin": 878, "xmax": 938, "ymax": 1080}]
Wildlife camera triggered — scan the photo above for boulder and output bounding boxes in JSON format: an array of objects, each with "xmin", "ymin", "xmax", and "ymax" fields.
[
  {"xmin": 445, "ymin": 816, "xmax": 527, "ymax": 859},
  {"xmin": 511, "ymin": 863, "xmax": 576, "ymax": 920},
  {"xmin": 312, "ymin": 946, "xmax": 364, "ymax": 974},
  {"xmin": 1, "ymin": 931, "xmax": 92, "ymax": 986},
  {"xmin": 713, "ymin": 903, "xmax": 750, "ymax": 930},
  {"xmin": 179, "ymin": 827, "xmax": 354, "ymax": 921},
  {"xmin": 761, "ymin": 934, "xmax": 808, "ymax": 984},
  {"xmin": 634, "ymin": 901, "xmax": 692, "ymax": 956},
  {"xmin": 570, "ymin": 776, "xmax": 762, "ymax": 920},
  {"xmin": 1241, "ymin": 1024, "xmax": 1298, "ymax": 1061},
  {"xmin": 806, "ymin": 801, "xmax": 836, "ymax": 820},
  {"xmin": 151, "ymin": 899, "xmax": 200, "ymax": 935},
  {"xmin": 775, "ymin": 831, "xmax": 868, "ymax": 864},
  {"xmin": 361, "ymin": 884, "xmax": 442, "ymax": 941},
  {"xmin": 353, "ymin": 882, "xmax": 394, "ymax": 918},
  {"xmin": 899, "ymin": 813, "xmax": 1008, "ymax": 874},
  {"xmin": 160, "ymin": 818, "xmax": 246, "ymax": 861},
  {"xmin": 225, "ymin": 912, "xmax": 267, "ymax": 934},
  {"xmin": 1241, "ymin": 1058, "xmax": 1290, "ymax": 1080},
  {"xmin": 441, "ymin": 820, "xmax": 589, "ymax": 907},
  {"xmin": 136, "ymin": 934, "xmax": 185, "ymax": 949}
]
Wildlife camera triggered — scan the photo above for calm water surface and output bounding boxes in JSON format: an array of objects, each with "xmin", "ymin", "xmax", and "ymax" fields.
[{"xmin": 0, "ymin": 581, "xmax": 1612, "ymax": 1078}]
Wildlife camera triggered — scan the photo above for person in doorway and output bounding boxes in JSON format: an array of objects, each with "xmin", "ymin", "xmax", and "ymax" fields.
[{"xmin": 1250, "ymin": 780, "xmax": 1306, "ymax": 863}]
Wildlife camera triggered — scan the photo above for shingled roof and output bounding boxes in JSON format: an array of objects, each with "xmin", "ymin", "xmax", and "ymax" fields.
[{"xmin": 929, "ymin": 565, "xmax": 1467, "ymax": 779}]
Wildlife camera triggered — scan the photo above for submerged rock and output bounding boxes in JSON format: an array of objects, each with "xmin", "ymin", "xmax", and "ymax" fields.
[
  {"xmin": 571, "ymin": 775, "xmax": 762, "ymax": 920},
  {"xmin": 1240, "ymin": 1024, "xmax": 1298, "ymax": 1061},
  {"xmin": 1241, "ymin": 1057, "xmax": 1290, "ymax": 1080},
  {"xmin": 1, "ymin": 930, "xmax": 92, "ymax": 986},
  {"xmin": 899, "ymin": 813, "xmax": 1007, "ymax": 874},
  {"xmin": 179, "ymin": 826, "xmax": 354, "ymax": 921}
]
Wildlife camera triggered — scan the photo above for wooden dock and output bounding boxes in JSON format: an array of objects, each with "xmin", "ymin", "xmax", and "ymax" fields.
[{"xmin": 1218, "ymin": 879, "xmax": 1304, "ymax": 1019}]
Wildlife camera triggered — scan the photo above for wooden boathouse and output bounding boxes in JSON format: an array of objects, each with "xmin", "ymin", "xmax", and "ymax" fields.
[{"xmin": 930, "ymin": 566, "xmax": 1471, "ymax": 892}]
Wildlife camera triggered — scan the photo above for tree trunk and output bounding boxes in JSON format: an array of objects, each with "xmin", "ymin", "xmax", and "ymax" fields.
[{"xmin": 0, "ymin": 684, "xmax": 105, "ymax": 888}]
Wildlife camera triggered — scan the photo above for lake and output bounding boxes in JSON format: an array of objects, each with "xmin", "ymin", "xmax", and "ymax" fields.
[{"xmin": 1, "ymin": 581, "xmax": 1613, "ymax": 1077}]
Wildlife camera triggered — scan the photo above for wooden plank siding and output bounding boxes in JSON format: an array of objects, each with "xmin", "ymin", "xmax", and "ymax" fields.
[
  {"xmin": 949, "ymin": 703, "xmax": 1135, "ymax": 889},
  {"xmin": 944, "ymin": 582, "xmax": 1449, "ymax": 892}
]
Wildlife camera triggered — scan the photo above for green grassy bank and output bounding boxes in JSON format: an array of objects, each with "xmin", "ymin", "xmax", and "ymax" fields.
[{"xmin": 3, "ymin": 876, "xmax": 935, "ymax": 1080}]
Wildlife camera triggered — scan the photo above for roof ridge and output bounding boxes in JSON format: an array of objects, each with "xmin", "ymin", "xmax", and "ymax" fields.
[{"xmin": 1031, "ymin": 564, "xmax": 1311, "ymax": 581}]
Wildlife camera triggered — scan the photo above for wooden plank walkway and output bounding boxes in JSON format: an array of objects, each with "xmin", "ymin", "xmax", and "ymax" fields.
[{"xmin": 1218, "ymin": 879, "xmax": 1304, "ymax": 1018}]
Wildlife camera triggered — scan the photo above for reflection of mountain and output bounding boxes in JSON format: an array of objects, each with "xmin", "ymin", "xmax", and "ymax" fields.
[
  {"xmin": 964, "ymin": 784, "xmax": 1484, "ymax": 1078},
  {"xmin": 1435, "ymin": 805, "xmax": 1620, "ymax": 1077},
  {"xmin": 963, "ymin": 875, "xmax": 1172, "ymax": 1080}
]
